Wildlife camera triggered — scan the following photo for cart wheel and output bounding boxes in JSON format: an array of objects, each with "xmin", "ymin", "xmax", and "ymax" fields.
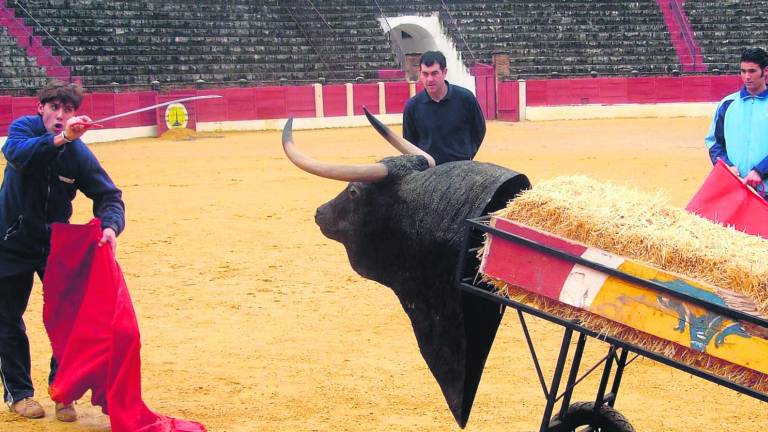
[{"xmin": 548, "ymin": 401, "xmax": 634, "ymax": 432}]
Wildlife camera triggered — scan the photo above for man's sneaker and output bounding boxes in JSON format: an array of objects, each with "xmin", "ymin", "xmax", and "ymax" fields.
[
  {"xmin": 55, "ymin": 402, "xmax": 77, "ymax": 422},
  {"xmin": 9, "ymin": 397, "xmax": 45, "ymax": 419}
]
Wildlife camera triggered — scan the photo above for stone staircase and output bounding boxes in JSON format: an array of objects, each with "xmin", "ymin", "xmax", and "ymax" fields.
[{"xmin": 1, "ymin": 0, "xmax": 69, "ymax": 85}]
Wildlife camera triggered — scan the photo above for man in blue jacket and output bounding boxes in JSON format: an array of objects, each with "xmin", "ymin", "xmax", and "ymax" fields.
[
  {"xmin": 705, "ymin": 47, "xmax": 768, "ymax": 198},
  {"xmin": 0, "ymin": 82, "xmax": 125, "ymax": 422},
  {"xmin": 403, "ymin": 51, "xmax": 486, "ymax": 165}
]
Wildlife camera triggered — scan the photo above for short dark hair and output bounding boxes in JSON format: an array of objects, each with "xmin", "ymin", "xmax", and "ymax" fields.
[
  {"xmin": 741, "ymin": 47, "xmax": 768, "ymax": 69},
  {"xmin": 420, "ymin": 51, "xmax": 446, "ymax": 70},
  {"xmin": 37, "ymin": 81, "xmax": 84, "ymax": 109}
]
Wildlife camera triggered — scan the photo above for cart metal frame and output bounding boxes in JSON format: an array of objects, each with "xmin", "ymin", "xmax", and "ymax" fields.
[{"xmin": 456, "ymin": 216, "xmax": 768, "ymax": 431}]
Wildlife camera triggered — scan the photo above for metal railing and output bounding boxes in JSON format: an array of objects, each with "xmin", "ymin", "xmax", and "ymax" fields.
[
  {"xmin": 373, "ymin": 0, "xmax": 405, "ymax": 67},
  {"xmin": 280, "ymin": 0, "xmax": 336, "ymax": 80},
  {"xmin": 438, "ymin": 0, "xmax": 477, "ymax": 66},
  {"xmin": 668, "ymin": 0, "xmax": 701, "ymax": 71},
  {"xmin": 306, "ymin": 0, "xmax": 333, "ymax": 31}
]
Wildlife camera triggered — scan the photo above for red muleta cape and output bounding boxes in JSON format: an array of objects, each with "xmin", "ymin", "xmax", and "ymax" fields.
[
  {"xmin": 686, "ymin": 159, "xmax": 768, "ymax": 239},
  {"xmin": 43, "ymin": 219, "xmax": 206, "ymax": 432}
]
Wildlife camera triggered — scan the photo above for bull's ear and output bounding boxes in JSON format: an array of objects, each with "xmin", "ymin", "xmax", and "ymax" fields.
[{"xmin": 378, "ymin": 155, "xmax": 430, "ymax": 181}]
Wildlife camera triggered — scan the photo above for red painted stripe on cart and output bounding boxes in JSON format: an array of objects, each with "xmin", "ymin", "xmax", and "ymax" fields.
[{"xmin": 481, "ymin": 218, "xmax": 586, "ymax": 299}]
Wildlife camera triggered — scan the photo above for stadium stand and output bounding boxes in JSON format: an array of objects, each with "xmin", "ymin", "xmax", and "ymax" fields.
[
  {"xmin": 376, "ymin": 0, "xmax": 680, "ymax": 78},
  {"xmin": 684, "ymin": 0, "xmax": 768, "ymax": 74},
  {"xmin": 0, "ymin": 0, "xmax": 758, "ymax": 90},
  {"xmin": 0, "ymin": 24, "xmax": 49, "ymax": 88},
  {"xmin": 3, "ymin": 0, "xmax": 397, "ymax": 87},
  {"xmin": 280, "ymin": 0, "xmax": 397, "ymax": 81}
]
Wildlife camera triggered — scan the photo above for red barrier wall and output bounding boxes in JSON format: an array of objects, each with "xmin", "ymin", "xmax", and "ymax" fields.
[
  {"xmin": 470, "ymin": 63, "xmax": 495, "ymax": 76},
  {"xmin": 475, "ymin": 75, "xmax": 496, "ymax": 119},
  {"xmin": 0, "ymin": 77, "xmax": 747, "ymax": 136},
  {"xmin": 196, "ymin": 86, "xmax": 314, "ymax": 122},
  {"xmin": 90, "ymin": 93, "xmax": 117, "ymax": 129},
  {"xmin": 197, "ymin": 89, "xmax": 228, "ymax": 122},
  {"xmin": 1, "ymin": 92, "xmax": 160, "ymax": 135},
  {"xmin": 256, "ymin": 87, "xmax": 288, "ymax": 119},
  {"xmin": 0, "ymin": 96, "xmax": 13, "ymax": 133},
  {"xmin": 524, "ymin": 75, "xmax": 742, "ymax": 106},
  {"xmin": 497, "ymin": 81, "xmax": 520, "ymax": 122},
  {"xmin": 224, "ymin": 88, "xmax": 257, "ymax": 121},
  {"xmin": 323, "ymin": 85, "xmax": 347, "ymax": 117},
  {"xmin": 352, "ymin": 83, "xmax": 379, "ymax": 115},
  {"xmin": 285, "ymin": 86, "xmax": 315, "ymax": 118},
  {"xmin": 11, "ymin": 96, "xmax": 37, "ymax": 120},
  {"xmin": 0, "ymin": 83, "xmax": 391, "ymax": 135},
  {"xmin": 115, "ymin": 92, "xmax": 156, "ymax": 128},
  {"xmin": 135, "ymin": 92, "xmax": 159, "ymax": 126},
  {"xmin": 384, "ymin": 82, "xmax": 410, "ymax": 114}
]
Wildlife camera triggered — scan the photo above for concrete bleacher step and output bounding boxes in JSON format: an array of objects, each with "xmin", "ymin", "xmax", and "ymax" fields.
[
  {"xmin": 0, "ymin": 0, "xmax": 739, "ymax": 89},
  {"xmin": 684, "ymin": 0, "xmax": 766, "ymax": 73},
  {"xmin": 1, "ymin": 1, "xmax": 70, "ymax": 84},
  {"xmin": 429, "ymin": 0, "xmax": 681, "ymax": 75}
]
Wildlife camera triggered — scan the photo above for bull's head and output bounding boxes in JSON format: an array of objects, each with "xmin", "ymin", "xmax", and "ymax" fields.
[{"xmin": 282, "ymin": 110, "xmax": 530, "ymax": 427}]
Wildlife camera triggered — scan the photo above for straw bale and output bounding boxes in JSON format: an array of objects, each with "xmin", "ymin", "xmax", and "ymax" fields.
[
  {"xmin": 484, "ymin": 176, "xmax": 768, "ymax": 392},
  {"xmin": 494, "ymin": 176, "xmax": 768, "ymax": 315}
]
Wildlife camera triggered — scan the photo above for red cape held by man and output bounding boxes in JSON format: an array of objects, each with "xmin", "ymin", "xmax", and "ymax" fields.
[{"xmin": 43, "ymin": 219, "xmax": 206, "ymax": 432}]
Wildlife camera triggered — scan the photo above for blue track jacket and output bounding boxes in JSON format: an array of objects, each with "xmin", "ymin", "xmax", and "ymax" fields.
[
  {"xmin": 0, "ymin": 115, "xmax": 125, "ymax": 276},
  {"xmin": 705, "ymin": 87, "xmax": 768, "ymax": 194}
]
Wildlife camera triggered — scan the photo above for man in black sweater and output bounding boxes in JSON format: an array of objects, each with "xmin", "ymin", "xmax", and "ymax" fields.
[{"xmin": 403, "ymin": 51, "xmax": 486, "ymax": 165}]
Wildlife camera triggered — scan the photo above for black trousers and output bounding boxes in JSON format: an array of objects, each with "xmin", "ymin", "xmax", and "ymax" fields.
[{"xmin": 0, "ymin": 270, "xmax": 58, "ymax": 404}]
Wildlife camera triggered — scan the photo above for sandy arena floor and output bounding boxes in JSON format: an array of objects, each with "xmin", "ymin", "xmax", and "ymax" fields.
[{"xmin": 0, "ymin": 117, "xmax": 765, "ymax": 431}]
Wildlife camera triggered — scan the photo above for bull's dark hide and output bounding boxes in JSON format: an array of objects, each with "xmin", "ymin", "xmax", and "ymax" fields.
[{"xmin": 315, "ymin": 155, "xmax": 530, "ymax": 427}]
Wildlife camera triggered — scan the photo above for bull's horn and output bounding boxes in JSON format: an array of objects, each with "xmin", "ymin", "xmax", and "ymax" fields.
[
  {"xmin": 282, "ymin": 118, "xmax": 389, "ymax": 182},
  {"xmin": 363, "ymin": 107, "xmax": 436, "ymax": 168}
]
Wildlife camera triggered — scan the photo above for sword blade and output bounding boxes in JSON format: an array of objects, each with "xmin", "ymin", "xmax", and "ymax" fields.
[{"xmin": 90, "ymin": 95, "xmax": 223, "ymax": 124}]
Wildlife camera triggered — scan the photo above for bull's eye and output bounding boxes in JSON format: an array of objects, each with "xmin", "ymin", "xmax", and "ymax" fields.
[{"xmin": 348, "ymin": 185, "xmax": 359, "ymax": 199}]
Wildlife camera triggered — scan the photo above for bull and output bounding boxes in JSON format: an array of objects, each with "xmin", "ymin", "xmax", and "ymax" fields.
[{"xmin": 282, "ymin": 109, "xmax": 530, "ymax": 427}]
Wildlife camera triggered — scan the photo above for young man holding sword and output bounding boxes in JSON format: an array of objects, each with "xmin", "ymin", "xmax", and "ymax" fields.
[{"xmin": 0, "ymin": 81, "xmax": 125, "ymax": 422}]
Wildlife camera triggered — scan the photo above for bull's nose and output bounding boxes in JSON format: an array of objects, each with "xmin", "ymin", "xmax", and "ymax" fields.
[
  {"xmin": 314, "ymin": 208, "xmax": 322, "ymax": 225},
  {"xmin": 314, "ymin": 205, "xmax": 343, "ymax": 240}
]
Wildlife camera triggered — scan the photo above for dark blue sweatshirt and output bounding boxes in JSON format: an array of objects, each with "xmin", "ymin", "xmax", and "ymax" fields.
[{"xmin": 0, "ymin": 114, "xmax": 125, "ymax": 276}]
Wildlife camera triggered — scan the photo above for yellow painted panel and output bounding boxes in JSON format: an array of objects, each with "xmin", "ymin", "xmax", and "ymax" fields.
[{"xmin": 587, "ymin": 261, "xmax": 768, "ymax": 374}]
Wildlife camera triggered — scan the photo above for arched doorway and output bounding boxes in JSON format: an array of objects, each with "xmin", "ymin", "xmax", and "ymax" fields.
[
  {"xmin": 379, "ymin": 14, "xmax": 476, "ymax": 93},
  {"xmin": 388, "ymin": 23, "xmax": 438, "ymax": 67}
]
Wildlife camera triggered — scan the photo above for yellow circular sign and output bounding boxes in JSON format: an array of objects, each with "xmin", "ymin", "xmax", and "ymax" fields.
[{"xmin": 165, "ymin": 103, "xmax": 189, "ymax": 129}]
